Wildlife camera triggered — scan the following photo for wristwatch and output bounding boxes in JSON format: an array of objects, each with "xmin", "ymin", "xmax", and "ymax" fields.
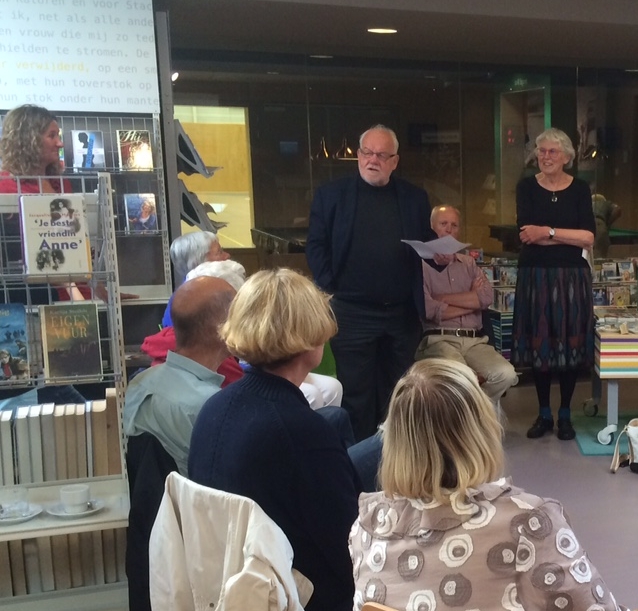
[{"xmin": 548, "ymin": 227, "xmax": 555, "ymax": 240}]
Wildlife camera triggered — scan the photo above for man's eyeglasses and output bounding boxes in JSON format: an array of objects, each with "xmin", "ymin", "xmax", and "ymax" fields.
[
  {"xmin": 359, "ymin": 148, "xmax": 397, "ymax": 162},
  {"xmin": 536, "ymin": 147, "xmax": 562, "ymax": 159}
]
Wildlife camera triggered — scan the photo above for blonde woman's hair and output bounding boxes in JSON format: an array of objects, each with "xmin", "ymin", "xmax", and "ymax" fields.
[
  {"xmin": 0, "ymin": 105, "xmax": 61, "ymax": 176},
  {"xmin": 379, "ymin": 358, "xmax": 503, "ymax": 504},
  {"xmin": 220, "ymin": 268, "xmax": 337, "ymax": 366}
]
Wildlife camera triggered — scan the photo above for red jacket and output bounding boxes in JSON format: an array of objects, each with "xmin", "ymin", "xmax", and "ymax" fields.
[{"xmin": 140, "ymin": 326, "xmax": 243, "ymax": 388}]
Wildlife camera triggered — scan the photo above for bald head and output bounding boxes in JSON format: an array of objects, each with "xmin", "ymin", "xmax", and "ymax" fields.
[
  {"xmin": 171, "ymin": 276, "xmax": 236, "ymax": 351},
  {"xmin": 430, "ymin": 205, "xmax": 461, "ymax": 239}
]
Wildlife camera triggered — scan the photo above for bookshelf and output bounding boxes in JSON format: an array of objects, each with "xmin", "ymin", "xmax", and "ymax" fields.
[{"xmin": 0, "ymin": 175, "xmax": 129, "ymax": 609}]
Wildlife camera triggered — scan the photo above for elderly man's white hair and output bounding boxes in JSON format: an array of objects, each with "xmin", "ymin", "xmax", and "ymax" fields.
[{"xmin": 185, "ymin": 260, "xmax": 246, "ymax": 292}]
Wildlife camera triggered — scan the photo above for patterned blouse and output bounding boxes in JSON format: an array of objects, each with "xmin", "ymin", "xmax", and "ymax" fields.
[{"xmin": 349, "ymin": 479, "xmax": 626, "ymax": 611}]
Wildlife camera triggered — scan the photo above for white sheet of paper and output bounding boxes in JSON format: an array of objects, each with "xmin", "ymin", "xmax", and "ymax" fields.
[{"xmin": 402, "ymin": 235, "xmax": 471, "ymax": 259}]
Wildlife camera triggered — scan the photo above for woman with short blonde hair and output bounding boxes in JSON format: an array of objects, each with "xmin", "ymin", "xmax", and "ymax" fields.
[
  {"xmin": 221, "ymin": 268, "xmax": 337, "ymax": 366},
  {"xmin": 189, "ymin": 268, "xmax": 359, "ymax": 611},
  {"xmin": 350, "ymin": 358, "xmax": 626, "ymax": 611}
]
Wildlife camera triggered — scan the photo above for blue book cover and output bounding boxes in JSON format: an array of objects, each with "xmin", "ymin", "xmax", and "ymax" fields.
[{"xmin": 0, "ymin": 304, "xmax": 29, "ymax": 381}]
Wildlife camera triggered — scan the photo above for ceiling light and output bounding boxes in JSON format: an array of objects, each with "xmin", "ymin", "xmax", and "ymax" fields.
[
  {"xmin": 171, "ymin": 72, "xmax": 179, "ymax": 82},
  {"xmin": 367, "ymin": 28, "xmax": 397, "ymax": 34},
  {"xmin": 310, "ymin": 54, "xmax": 333, "ymax": 59}
]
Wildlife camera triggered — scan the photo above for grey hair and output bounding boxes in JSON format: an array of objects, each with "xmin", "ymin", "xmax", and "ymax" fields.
[
  {"xmin": 169, "ymin": 231, "xmax": 219, "ymax": 282},
  {"xmin": 185, "ymin": 260, "xmax": 246, "ymax": 292},
  {"xmin": 535, "ymin": 128, "xmax": 576, "ymax": 169},
  {"xmin": 359, "ymin": 124, "xmax": 399, "ymax": 154}
]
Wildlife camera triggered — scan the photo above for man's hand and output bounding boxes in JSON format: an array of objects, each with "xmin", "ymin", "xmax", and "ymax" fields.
[{"xmin": 433, "ymin": 253, "xmax": 455, "ymax": 266}]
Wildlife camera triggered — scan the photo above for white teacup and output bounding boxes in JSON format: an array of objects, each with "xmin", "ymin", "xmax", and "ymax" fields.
[{"xmin": 60, "ymin": 484, "xmax": 90, "ymax": 514}]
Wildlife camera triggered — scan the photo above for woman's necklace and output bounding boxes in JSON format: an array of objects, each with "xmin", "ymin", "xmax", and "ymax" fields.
[{"xmin": 551, "ymin": 192, "xmax": 558, "ymax": 203}]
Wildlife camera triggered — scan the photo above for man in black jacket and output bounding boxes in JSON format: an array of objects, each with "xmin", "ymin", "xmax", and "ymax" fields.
[{"xmin": 306, "ymin": 124, "xmax": 433, "ymax": 440}]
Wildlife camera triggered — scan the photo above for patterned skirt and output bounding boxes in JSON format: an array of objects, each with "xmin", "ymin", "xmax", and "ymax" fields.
[{"xmin": 511, "ymin": 266, "xmax": 594, "ymax": 371}]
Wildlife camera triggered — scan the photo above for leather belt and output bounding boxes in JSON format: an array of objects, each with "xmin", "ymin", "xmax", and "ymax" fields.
[{"xmin": 422, "ymin": 328, "xmax": 483, "ymax": 338}]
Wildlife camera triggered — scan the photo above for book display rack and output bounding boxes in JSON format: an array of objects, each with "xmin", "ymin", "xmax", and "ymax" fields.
[{"xmin": 0, "ymin": 174, "xmax": 130, "ymax": 610}]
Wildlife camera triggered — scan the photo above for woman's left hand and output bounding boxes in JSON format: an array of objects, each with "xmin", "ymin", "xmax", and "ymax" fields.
[{"xmin": 519, "ymin": 225, "xmax": 549, "ymax": 244}]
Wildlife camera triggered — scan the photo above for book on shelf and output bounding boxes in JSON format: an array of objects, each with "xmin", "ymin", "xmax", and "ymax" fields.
[
  {"xmin": 601, "ymin": 260, "xmax": 618, "ymax": 280},
  {"xmin": 8, "ymin": 540, "xmax": 27, "ymax": 596},
  {"xmin": 14, "ymin": 405, "xmax": 32, "ymax": 484},
  {"xmin": 593, "ymin": 287, "xmax": 609, "ymax": 306},
  {"xmin": 67, "ymin": 533, "xmax": 84, "ymax": 588},
  {"xmin": 617, "ymin": 260, "xmax": 636, "ymax": 282},
  {"xmin": 19, "ymin": 194, "xmax": 92, "ymax": 282},
  {"xmin": 493, "ymin": 288, "xmax": 516, "ymax": 312},
  {"xmin": 64, "ymin": 404, "xmax": 79, "ymax": 480},
  {"xmin": 50, "ymin": 535, "xmax": 72, "ymax": 591},
  {"xmin": 123, "ymin": 193, "xmax": 158, "ymax": 233},
  {"xmin": 91, "ymin": 399, "xmax": 109, "ymax": 477},
  {"xmin": 69, "ymin": 130, "xmax": 106, "ymax": 171},
  {"xmin": 23, "ymin": 538, "xmax": 43, "ymax": 595},
  {"xmin": 53, "ymin": 404, "xmax": 68, "ymax": 480},
  {"xmin": 0, "ymin": 542, "xmax": 12, "ymax": 597},
  {"xmin": 116, "ymin": 129, "xmax": 154, "ymax": 170},
  {"xmin": 40, "ymin": 403, "xmax": 57, "ymax": 482},
  {"xmin": 40, "ymin": 302, "xmax": 102, "ymax": 380},
  {"xmin": 0, "ymin": 409, "xmax": 15, "ymax": 485},
  {"xmin": 0, "ymin": 303, "xmax": 29, "ymax": 381},
  {"xmin": 75, "ymin": 402, "xmax": 88, "ymax": 478},
  {"xmin": 36, "ymin": 537, "xmax": 55, "ymax": 593},
  {"xmin": 27, "ymin": 404, "xmax": 44, "ymax": 484},
  {"xmin": 105, "ymin": 389, "xmax": 123, "ymax": 475},
  {"xmin": 607, "ymin": 285, "xmax": 631, "ymax": 307},
  {"xmin": 592, "ymin": 262, "xmax": 602, "ymax": 283},
  {"xmin": 496, "ymin": 265, "xmax": 517, "ymax": 286}
]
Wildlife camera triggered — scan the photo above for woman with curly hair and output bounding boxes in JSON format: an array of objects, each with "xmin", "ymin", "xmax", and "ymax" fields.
[{"xmin": 349, "ymin": 358, "xmax": 627, "ymax": 611}]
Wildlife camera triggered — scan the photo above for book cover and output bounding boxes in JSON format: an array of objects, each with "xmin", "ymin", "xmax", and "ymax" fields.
[
  {"xmin": 116, "ymin": 129, "xmax": 153, "ymax": 170},
  {"xmin": 27, "ymin": 404, "xmax": 44, "ymax": 484},
  {"xmin": 39, "ymin": 403, "xmax": 57, "ymax": 482},
  {"xmin": 53, "ymin": 404, "xmax": 68, "ymax": 480},
  {"xmin": 19, "ymin": 194, "xmax": 92, "ymax": 282},
  {"xmin": 618, "ymin": 260, "xmax": 635, "ymax": 282},
  {"xmin": 593, "ymin": 287, "xmax": 609, "ymax": 306},
  {"xmin": 0, "ymin": 410, "xmax": 15, "ymax": 485},
  {"xmin": 591, "ymin": 262, "xmax": 602, "ymax": 283},
  {"xmin": 124, "ymin": 193, "xmax": 158, "ymax": 233},
  {"xmin": 70, "ymin": 129, "xmax": 105, "ymax": 171},
  {"xmin": 607, "ymin": 285, "xmax": 631, "ymax": 307},
  {"xmin": 497, "ymin": 266, "xmax": 517, "ymax": 286},
  {"xmin": 0, "ymin": 304, "xmax": 29, "ymax": 381},
  {"xmin": 40, "ymin": 302, "xmax": 102, "ymax": 379},
  {"xmin": 602, "ymin": 260, "xmax": 618, "ymax": 280}
]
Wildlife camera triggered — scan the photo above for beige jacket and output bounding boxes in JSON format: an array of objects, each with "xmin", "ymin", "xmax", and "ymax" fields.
[{"xmin": 149, "ymin": 472, "xmax": 313, "ymax": 611}]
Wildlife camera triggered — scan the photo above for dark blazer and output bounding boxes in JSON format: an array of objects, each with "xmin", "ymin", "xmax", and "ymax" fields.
[{"xmin": 306, "ymin": 174, "xmax": 434, "ymax": 318}]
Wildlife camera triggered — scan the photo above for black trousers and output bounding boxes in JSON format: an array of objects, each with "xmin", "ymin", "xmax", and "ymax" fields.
[{"xmin": 330, "ymin": 298, "xmax": 420, "ymax": 441}]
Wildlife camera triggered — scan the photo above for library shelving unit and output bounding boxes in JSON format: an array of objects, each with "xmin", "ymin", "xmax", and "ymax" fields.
[{"xmin": 0, "ymin": 174, "xmax": 130, "ymax": 610}]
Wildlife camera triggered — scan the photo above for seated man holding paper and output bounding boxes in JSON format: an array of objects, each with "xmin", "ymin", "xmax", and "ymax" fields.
[{"xmin": 415, "ymin": 205, "xmax": 518, "ymax": 409}]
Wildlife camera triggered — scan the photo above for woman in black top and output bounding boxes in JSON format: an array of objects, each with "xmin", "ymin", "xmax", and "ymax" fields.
[{"xmin": 512, "ymin": 128, "xmax": 596, "ymax": 441}]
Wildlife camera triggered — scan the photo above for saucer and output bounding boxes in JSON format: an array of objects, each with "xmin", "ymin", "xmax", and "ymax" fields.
[
  {"xmin": 0, "ymin": 504, "xmax": 42, "ymax": 526},
  {"xmin": 45, "ymin": 499, "xmax": 105, "ymax": 519}
]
